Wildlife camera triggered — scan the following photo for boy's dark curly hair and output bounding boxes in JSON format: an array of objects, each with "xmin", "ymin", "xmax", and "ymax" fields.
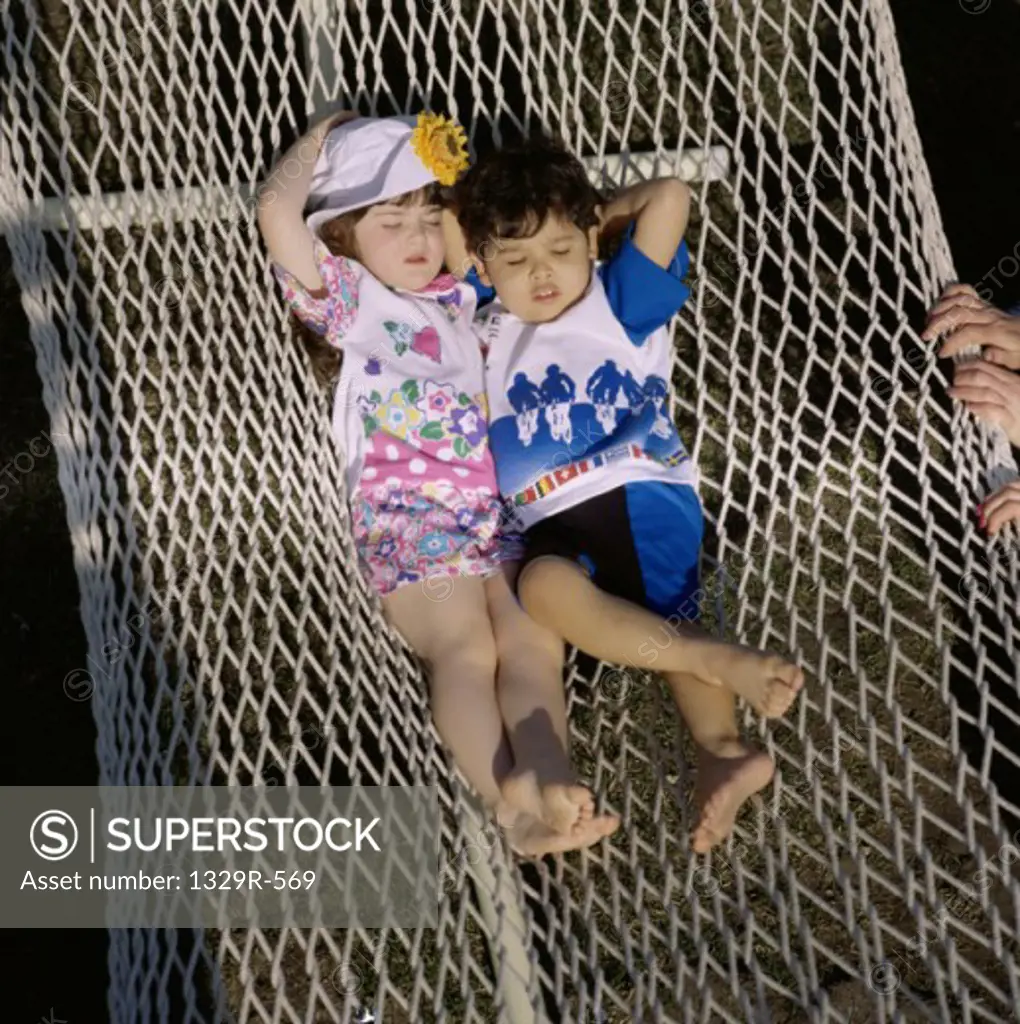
[{"xmin": 453, "ymin": 134, "xmax": 602, "ymax": 256}]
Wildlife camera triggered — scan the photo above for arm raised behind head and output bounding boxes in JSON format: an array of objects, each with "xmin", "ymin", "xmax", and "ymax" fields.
[
  {"xmin": 599, "ymin": 177, "xmax": 691, "ymax": 270},
  {"xmin": 256, "ymin": 110, "xmax": 359, "ymax": 292}
]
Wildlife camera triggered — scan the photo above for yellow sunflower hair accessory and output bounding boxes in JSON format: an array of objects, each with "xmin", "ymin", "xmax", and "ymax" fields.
[{"xmin": 410, "ymin": 112, "xmax": 469, "ymax": 186}]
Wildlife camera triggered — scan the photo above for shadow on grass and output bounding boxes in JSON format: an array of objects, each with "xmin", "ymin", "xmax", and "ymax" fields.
[{"xmin": 1, "ymin": 240, "xmax": 107, "ymax": 1021}]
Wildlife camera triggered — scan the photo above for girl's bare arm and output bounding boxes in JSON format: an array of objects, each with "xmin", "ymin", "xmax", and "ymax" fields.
[{"xmin": 256, "ymin": 110, "xmax": 359, "ymax": 291}]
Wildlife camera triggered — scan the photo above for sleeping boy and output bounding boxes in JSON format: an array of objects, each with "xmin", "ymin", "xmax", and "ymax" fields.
[{"xmin": 450, "ymin": 136, "xmax": 805, "ymax": 851}]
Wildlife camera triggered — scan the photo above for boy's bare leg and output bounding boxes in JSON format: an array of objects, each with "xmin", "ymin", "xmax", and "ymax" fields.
[
  {"xmin": 518, "ymin": 557, "xmax": 805, "ymax": 717},
  {"xmin": 665, "ymin": 671, "xmax": 774, "ymax": 853},
  {"xmin": 484, "ymin": 565, "xmax": 620, "ymax": 854}
]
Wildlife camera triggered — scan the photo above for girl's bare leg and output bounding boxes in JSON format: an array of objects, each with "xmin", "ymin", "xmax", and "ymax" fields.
[
  {"xmin": 485, "ymin": 565, "xmax": 620, "ymax": 852},
  {"xmin": 383, "ymin": 575, "xmax": 510, "ymax": 809},
  {"xmin": 384, "ymin": 570, "xmax": 618, "ymax": 858}
]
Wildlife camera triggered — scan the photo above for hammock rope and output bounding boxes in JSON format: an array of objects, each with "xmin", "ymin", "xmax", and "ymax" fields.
[{"xmin": 3, "ymin": 0, "xmax": 1019, "ymax": 1021}]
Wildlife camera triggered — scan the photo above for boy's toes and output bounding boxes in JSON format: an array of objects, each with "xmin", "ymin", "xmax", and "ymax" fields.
[
  {"xmin": 766, "ymin": 681, "xmax": 789, "ymax": 715},
  {"xmin": 759, "ymin": 674, "xmax": 804, "ymax": 718},
  {"xmin": 691, "ymin": 817, "xmax": 719, "ymax": 853},
  {"xmin": 774, "ymin": 661, "xmax": 804, "ymax": 693},
  {"xmin": 691, "ymin": 794, "xmax": 723, "ymax": 852},
  {"xmin": 592, "ymin": 814, "xmax": 621, "ymax": 839}
]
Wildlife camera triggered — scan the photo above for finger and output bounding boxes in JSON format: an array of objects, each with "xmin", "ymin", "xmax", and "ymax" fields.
[
  {"xmin": 953, "ymin": 400, "xmax": 1010, "ymax": 430},
  {"xmin": 982, "ymin": 481, "xmax": 1020, "ymax": 519},
  {"xmin": 985, "ymin": 349, "xmax": 1020, "ymax": 372},
  {"xmin": 922, "ymin": 306, "xmax": 974, "ymax": 340},
  {"xmin": 926, "ymin": 309, "xmax": 1000, "ymax": 345},
  {"xmin": 931, "ymin": 304, "xmax": 999, "ymax": 330},
  {"xmin": 948, "ymin": 384, "xmax": 1011, "ymax": 414},
  {"xmin": 984, "ymin": 493, "xmax": 1020, "ymax": 536},
  {"xmin": 955, "ymin": 359, "xmax": 1020, "ymax": 387},
  {"xmin": 938, "ymin": 322, "xmax": 1006, "ymax": 359},
  {"xmin": 926, "ymin": 292, "xmax": 986, "ymax": 323},
  {"xmin": 929, "ymin": 289, "xmax": 978, "ymax": 309},
  {"xmin": 924, "ymin": 292, "xmax": 989, "ymax": 329},
  {"xmin": 947, "ymin": 379, "xmax": 1001, "ymax": 401},
  {"xmin": 939, "ymin": 283, "xmax": 980, "ymax": 301},
  {"xmin": 949, "ymin": 364, "xmax": 1017, "ymax": 407},
  {"xmin": 949, "ymin": 364, "xmax": 1006, "ymax": 389},
  {"xmin": 952, "ymin": 363, "xmax": 1020, "ymax": 406}
]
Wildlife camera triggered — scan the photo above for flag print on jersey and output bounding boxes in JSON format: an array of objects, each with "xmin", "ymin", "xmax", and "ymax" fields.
[
  {"xmin": 478, "ymin": 235, "xmax": 697, "ymax": 528},
  {"xmin": 494, "ymin": 359, "xmax": 688, "ymax": 500}
]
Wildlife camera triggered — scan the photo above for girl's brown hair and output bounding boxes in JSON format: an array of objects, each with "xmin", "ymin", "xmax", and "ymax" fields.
[{"xmin": 291, "ymin": 183, "xmax": 446, "ymax": 389}]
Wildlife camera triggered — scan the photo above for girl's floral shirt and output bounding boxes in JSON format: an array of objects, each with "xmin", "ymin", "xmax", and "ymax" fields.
[{"xmin": 272, "ymin": 240, "xmax": 502, "ymax": 512}]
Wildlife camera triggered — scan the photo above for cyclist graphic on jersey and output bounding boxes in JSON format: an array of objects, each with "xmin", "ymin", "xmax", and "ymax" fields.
[
  {"xmin": 642, "ymin": 374, "xmax": 673, "ymax": 438},
  {"xmin": 586, "ymin": 359, "xmax": 626, "ymax": 436},
  {"xmin": 507, "ymin": 371, "xmax": 544, "ymax": 446},
  {"xmin": 541, "ymin": 364, "xmax": 576, "ymax": 444},
  {"xmin": 619, "ymin": 369, "xmax": 645, "ymax": 407}
]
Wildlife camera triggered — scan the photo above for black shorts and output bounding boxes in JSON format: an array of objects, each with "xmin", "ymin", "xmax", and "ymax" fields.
[{"xmin": 517, "ymin": 481, "xmax": 704, "ymax": 620}]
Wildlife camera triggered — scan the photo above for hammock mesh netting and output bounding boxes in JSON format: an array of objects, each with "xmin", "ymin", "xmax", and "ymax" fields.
[{"xmin": 3, "ymin": 0, "xmax": 1020, "ymax": 1021}]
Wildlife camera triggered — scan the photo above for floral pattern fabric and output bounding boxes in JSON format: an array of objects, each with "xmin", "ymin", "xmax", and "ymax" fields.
[
  {"xmin": 272, "ymin": 243, "xmax": 518, "ymax": 595},
  {"xmin": 351, "ymin": 480, "xmax": 523, "ymax": 595},
  {"xmin": 272, "ymin": 239, "xmax": 361, "ymax": 351}
]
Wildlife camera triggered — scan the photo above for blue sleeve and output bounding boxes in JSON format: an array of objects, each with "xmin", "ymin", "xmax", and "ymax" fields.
[
  {"xmin": 598, "ymin": 235, "xmax": 691, "ymax": 345},
  {"xmin": 465, "ymin": 266, "xmax": 496, "ymax": 308}
]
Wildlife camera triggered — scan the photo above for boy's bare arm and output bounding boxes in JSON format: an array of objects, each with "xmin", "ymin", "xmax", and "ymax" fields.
[
  {"xmin": 599, "ymin": 178, "xmax": 691, "ymax": 269},
  {"xmin": 256, "ymin": 110, "xmax": 359, "ymax": 291}
]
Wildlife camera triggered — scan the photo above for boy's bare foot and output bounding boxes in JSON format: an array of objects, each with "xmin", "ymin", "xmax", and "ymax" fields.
[
  {"xmin": 690, "ymin": 739, "xmax": 774, "ymax": 853},
  {"xmin": 683, "ymin": 643, "xmax": 805, "ymax": 718},
  {"xmin": 501, "ymin": 767, "xmax": 595, "ymax": 834},
  {"xmin": 505, "ymin": 811, "xmax": 620, "ymax": 858}
]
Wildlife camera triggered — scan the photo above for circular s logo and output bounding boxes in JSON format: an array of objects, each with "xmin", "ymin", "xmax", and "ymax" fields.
[{"xmin": 30, "ymin": 810, "xmax": 79, "ymax": 861}]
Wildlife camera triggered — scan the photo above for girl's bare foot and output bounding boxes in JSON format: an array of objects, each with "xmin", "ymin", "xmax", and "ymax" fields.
[
  {"xmin": 505, "ymin": 810, "xmax": 620, "ymax": 858},
  {"xmin": 501, "ymin": 767, "xmax": 595, "ymax": 834},
  {"xmin": 690, "ymin": 739, "xmax": 775, "ymax": 853},
  {"xmin": 683, "ymin": 642, "xmax": 805, "ymax": 718}
]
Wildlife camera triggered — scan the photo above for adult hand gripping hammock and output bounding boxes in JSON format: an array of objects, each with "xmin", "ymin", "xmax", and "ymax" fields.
[{"xmin": 2, "ymin": 0, "xmax": 1019, "ymax": 1021}]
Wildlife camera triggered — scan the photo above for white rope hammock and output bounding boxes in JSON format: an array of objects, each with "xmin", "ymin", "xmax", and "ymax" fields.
[{"xmin": 3, "ymin": 0, "xmax": 1020, "ymax": 1021}]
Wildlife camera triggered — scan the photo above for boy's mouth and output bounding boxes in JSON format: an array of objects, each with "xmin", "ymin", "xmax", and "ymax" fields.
[
  {"xmin": 532, "ymin": 286, "xmax": 560, "ymax": 302},
  {"xmin": 405, "ymin": 255, "xmax": 429, "ymax": 266}
]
